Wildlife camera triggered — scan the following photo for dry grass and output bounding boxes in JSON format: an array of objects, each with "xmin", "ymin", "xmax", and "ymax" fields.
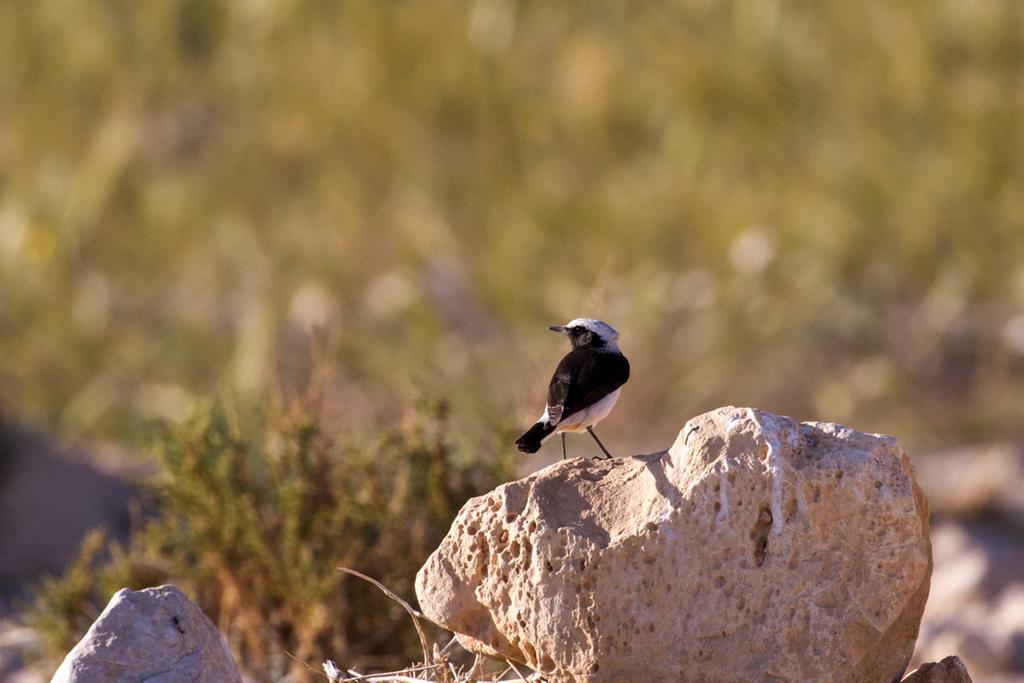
[{"xmin": 321, "ymin": 568, "xmax": 540, "ymax": 683}]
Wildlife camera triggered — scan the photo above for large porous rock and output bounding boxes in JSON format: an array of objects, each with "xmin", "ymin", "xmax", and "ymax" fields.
[
  {"xmin": 51, "ymin": 584, "xmax": 241, "ymax": 683},
  {"xmin": 416, "ymin": 407, "xmax": 932, "ymax": 683}
]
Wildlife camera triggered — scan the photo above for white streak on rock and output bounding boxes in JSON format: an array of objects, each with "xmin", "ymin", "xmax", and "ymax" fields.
[
  {"xmin": 767, "ymin": 432, "xmax": 784, "ymax": 535},
  {"xmin": 752, "ymin": 409, "xmax": 785, "ymax": 536},
  {"xmin": 717, "ymin": 459, "xmax": 730, "ymax": 523}
]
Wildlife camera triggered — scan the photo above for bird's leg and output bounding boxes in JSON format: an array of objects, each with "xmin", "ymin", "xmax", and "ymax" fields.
[
  {"xmin": 587, "ymin": 426, "xmax": 613, "ymax": 460},
  {"xmin": 561, "ymin": 432, "xmax": 567, "ymax": 460}
]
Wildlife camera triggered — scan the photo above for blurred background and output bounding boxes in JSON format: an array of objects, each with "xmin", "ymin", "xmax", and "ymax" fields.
[{"xmin": 1, "ymin": 1, "xmax": 1023, "ymax": 681}]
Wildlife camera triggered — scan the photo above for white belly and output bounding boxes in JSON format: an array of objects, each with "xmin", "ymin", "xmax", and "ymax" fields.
[{"xmin": 556, "ymin": 388, "xmax": 622, "ymax": 433}]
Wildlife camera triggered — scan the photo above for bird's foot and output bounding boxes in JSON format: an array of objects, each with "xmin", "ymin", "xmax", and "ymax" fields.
[{"xmin": 585, "ymin": 427, "xmax": 614, "ymax": 460}]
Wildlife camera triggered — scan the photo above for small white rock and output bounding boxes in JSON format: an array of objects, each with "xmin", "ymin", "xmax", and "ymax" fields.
[{"xmin": 51, "ymin": 585, "xmax": 241, "ymax": 683}]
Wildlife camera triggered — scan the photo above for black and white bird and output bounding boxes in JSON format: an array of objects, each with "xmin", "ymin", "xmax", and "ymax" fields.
[{"xmin": 515, "ymin": 318, "xmax": 630, "ymax": 459}]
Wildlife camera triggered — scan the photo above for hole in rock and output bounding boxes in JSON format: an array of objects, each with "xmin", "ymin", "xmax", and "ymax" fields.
[
  {"xmin": 787, "ymin": 552, "xmax": 799, "ymax": 570},
  {"xmin": 754, "ymin": 538, "xmax": 768, "ymax": 566},
  {"xmin": 784, "ymin": 497, "xmax": 798, "ymax": 521},
  {"xmin": 751, "ymin": 506, "xmax": 772, "ymax": 567},
  {"xmin": 540, "ymin": 655, "xmax": 556, "ymax": 672}
]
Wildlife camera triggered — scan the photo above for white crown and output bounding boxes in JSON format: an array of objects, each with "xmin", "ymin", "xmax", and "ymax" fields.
[{"xmin": 565, "ymin": 318, "xmax": 620, "ymax": 343}]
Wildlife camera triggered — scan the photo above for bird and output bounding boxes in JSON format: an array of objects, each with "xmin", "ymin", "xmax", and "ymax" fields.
[{"xmin": 515, "ymin": 318, "xmax": 630, "ymax": 460}]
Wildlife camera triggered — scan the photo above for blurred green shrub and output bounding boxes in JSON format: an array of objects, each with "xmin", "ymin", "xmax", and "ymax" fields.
[
  {"xmin": 4, "ymin": 1, "xmax": 1024, "ymax": 455},
  {"xmin": 25, "ymin": 396, "xmax": 511, "ymax": 681}
]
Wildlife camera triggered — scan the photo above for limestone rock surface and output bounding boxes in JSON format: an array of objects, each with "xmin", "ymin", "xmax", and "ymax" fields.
[
  {"xmin": 416, "ymin": 407, "xmax": 932, "ymax": 683},
  {"xmin": 51, "ymin": 584, "xmax": 241, "ymax": 683}
]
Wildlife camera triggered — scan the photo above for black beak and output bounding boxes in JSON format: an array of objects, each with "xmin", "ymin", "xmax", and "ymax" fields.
[{"xmin": 548, "ymin": 325, "xmax": 567, "ymax": 334}]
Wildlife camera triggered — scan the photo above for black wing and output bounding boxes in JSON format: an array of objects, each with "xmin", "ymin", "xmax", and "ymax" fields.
[{"xmin": 546, "ymin": 350, "xmax": 630, "ymax": 425}]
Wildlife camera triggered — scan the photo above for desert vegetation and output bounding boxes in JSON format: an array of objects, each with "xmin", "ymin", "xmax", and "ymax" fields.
[{"xmin": 26, "ymin": 387, "xmax": 511, "ymax": 679}]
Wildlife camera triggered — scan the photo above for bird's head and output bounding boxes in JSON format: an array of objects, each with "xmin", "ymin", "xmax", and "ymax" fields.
[{"xmin": 548, "ymin": 318, "xmax": 621, "ymax": 351}]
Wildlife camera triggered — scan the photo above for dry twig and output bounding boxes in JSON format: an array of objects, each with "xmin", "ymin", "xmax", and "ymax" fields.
[{"xmin": 337, "ymin": 566, "xmax": 433, "ymax": 667}]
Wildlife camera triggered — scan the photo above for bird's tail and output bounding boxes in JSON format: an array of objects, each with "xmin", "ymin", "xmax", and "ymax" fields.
[{"xmin": 515, "ymin": 421, "xmax": 556, "ymax": 454}]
